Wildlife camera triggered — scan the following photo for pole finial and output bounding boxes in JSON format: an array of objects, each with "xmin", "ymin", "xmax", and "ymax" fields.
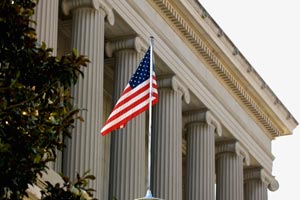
[{"xmin": 150, "ymin": 36, "xmax": 154, "ymax": 47}]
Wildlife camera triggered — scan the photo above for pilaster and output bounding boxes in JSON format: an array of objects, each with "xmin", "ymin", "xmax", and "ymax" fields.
[
  {"xmin": 184, "ymin": 110, "xmax": 221, "ymax": 200},
  {"xmin": 151, "ymin": 76, "xmax": 189, "ymax": 200},
  {"xmin": 105, "ymin": 37, "xmax": 148, "ymax": 200},
  {"xmin": 61, "ymin": 0, "xmax": 114, "ymax": 199},
  {"xmin": 216, "ymin": 140, "xmax": 250, "ymax": 200},
  {"xmin": 244, "ymin": 167, "xmax": 279, "ymax": 200}
]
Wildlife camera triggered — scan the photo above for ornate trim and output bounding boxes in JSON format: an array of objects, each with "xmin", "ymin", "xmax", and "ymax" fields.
[
  {"xmin": 151, "ymin": 0, "xmax": 282, "ymax": 137},
  {"xmin": 158, "ymin": 75, "xmax": 190, "ymax": 103},
  {"xmin": 216, "ymin": 140, "xmax": 250, "ymax": 166},
  {"xmin": 184, "ymin": 110, "xmax": 222, "ymax": 136},
  {"xmin": 62, "ymin": 0, "xmax": 100, "ymax": 15},
  {"xmin": 62, "ymin": 0, "xmax": 114, "ymax": 25},
  {"xmin": 105, "ymin": 36, "xmax": 147, "ymax": 57},
  {"xmin": 244, "ymin": 167, "xmax": 279, "ymax": 191},
  {"xmin": 99, "ymin": 0, "xmax": 115, "ymax": 25}
]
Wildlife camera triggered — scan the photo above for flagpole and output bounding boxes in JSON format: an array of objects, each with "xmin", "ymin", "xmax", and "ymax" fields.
[{"xmin": 145, "ymin": 36, "xmax": 154, "ymax": 198}]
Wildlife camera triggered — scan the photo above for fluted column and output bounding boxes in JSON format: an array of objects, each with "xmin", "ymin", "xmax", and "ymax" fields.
[
  {"xmin": 151, "ymin": 76, "xmax": 190, "ymax": 200},
  {"xmin": 184, "ymin": 110, "xmax": 222, "ymax": 200},
  {"xmin": 61, "ymin": 1, "xmax": 114, "ymax": 199},
  {"xmin": 216, "ymin": 140, "xmax": 250, "ymax": 200},
  {"xmin": 32, "ymin": 0, "xmax": 59, "ymax": 55},
  {"xmin": 105, "ymin": 37, "xmax": 148, "ymax": 200},
  {"xmin": 244, "ymin": 167, "xmax": 279, "ymax": 200},
  {"xmin": 32, "ymin": 0, "xmax": 60, "ymax": 172}
]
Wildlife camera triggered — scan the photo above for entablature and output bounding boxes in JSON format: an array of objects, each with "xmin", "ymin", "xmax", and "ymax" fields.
[{"xmin": 149, "ymin": 0, "xmax": 298, "ymax": 138}]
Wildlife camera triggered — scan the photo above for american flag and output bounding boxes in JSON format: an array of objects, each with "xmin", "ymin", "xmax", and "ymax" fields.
[{"xmin": 101, "ymin": 47, "xmax": 158, "ymax": 136}]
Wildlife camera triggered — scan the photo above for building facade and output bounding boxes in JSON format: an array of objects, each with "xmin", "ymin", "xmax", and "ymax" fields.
[{"xmin": 28, "ymin": 0, "xmax": 298, "ymax": 200}]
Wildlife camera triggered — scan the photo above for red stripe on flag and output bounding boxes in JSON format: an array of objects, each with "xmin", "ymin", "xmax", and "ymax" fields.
[
  {"xmin": 101, "ymin": 90, "xmax": 158, "ymax": 136},
  {"xmin": 101, "ymin": 94, "xmax": 158, "ymax": 136},
  {"xmin": 113, "ymin": 83, "xmax": 150, "ymax": 111},
  {"xmin": 104, "ymin": 90, "xmax": 150, "ymax": 125},
  {"xmin": 102, "ymin": 103, "xmax": 151, "ymax": 136}
]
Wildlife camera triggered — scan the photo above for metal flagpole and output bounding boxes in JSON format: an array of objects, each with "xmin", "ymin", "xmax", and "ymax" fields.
[{"xmin": 145, "ymin": 36, "xmax": 155, "ymax": 198}]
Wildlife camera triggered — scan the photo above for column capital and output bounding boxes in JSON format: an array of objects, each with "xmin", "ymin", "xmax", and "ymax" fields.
[
  {"xmin": 158, "ymin": 75, "xmax": 190, "ymax": 104},
  {"xmin": 62, "ymin": 0, "xmax": 114, "ymax": 25},
  {"xmin": 105, "ymin": 36, "xmax": 148, "ymax": 57},
  {"xmin": 216, "ymin": 140, "xmax": 250, "ymax": 166},
  {"xmin": 244, "ymin": 167, "xmax": 279, "ymax": 191},
  {"xmin": 184, "ymin": 109, "xmax": 222, "ymax": 136}
]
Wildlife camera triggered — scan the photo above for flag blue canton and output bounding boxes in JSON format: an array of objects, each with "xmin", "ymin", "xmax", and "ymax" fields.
[{"xmin": 129, "ymin": 48, "xmax": 151, "ymax": 89}]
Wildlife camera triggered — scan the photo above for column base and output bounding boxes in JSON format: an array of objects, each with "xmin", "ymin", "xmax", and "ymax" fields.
[{"xmin": 134, "ymin": 190, "xmax": 163, "ymax": 200}]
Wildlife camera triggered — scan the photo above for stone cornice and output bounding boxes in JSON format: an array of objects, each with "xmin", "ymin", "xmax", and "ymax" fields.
[
  {"xmin": 184, "ymin": 110, "xmax": 222, "ymax": 136},
  {"xmin": 158, "ymin": 75, "xmax": 190, "ymax": 104},
  {"xmin": 105, "ymin": 36, "xmax": 147, "ymax": 57},
  {"xmin": 62, "ymin": 0, "xmax": 114, "ymax": 25},
  {"xmin": 150, "ymin": 0, "xmax": 298, "ymax": 138},
  {"xmin": 244, "ymin": 167, "xmax": 279, "ymax": 191},
  {"xmin": 216, "ymin": 140, "xmax": 250, "ymax": 166}
]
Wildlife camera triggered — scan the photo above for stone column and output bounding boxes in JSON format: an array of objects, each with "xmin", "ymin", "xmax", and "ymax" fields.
[
  {"xmin": 244, "ymin": 167, "xmax": 279, "ymax": 200},
  {"xmin": 32, "ymin": 0, "xmax": 59, "ymax": 55},
  {"xmin": 184, "ymin": 110, "xmax": 222, "ymax": 200},
  {"xmin": 151, "ymin": 76, "xmax": 190, "ymax": 200},
  {"xmin": 105, "ymin": 37, "xmax": 148, "ymax": 200},
  {"xmin": 32, "ymin": 0, "xmax": 61, "ymax": 172},
  {"xmin": 216, "ymin": 140, "xmax": 250, "ymax": 200},
  {"xmin": 61, "ymin": 1, "xmax": 114, "ymax": 199}
]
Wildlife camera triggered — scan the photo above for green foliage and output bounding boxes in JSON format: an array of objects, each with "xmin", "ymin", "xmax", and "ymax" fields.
[
  {"xmin": 0, "ymin": 0, "xmax": 95, "ymax": 199},
  {"xmin": 41, "ymin": 171, "xmax": 96, "ymax": 200}
]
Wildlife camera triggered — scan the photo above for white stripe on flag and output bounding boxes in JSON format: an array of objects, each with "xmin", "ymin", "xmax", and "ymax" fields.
[
  {"xmin": 116, "ymin": 79, "xmax": 150, "ymax": 104},
  {"xmin": 101, "ymin": 99, "xmax": 150, "ymax": 133},
  {"xmin": 107, "ymin": 86, "xmax": 150, "ymax": 118}
]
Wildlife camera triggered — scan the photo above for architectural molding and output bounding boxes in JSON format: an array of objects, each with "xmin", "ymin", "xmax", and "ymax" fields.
[
  {"xmin": 99, "ymin": 0, "xmax": 115, "ymax": 25},
  {"xmin": 105, "ymin": 36, "xmax": 147, "ymax": 57},
  {"xmin": 244, "ymin": 167, "xmax": 279, "ymax": 191},
  {"xmin": 184, "ymin": 110, "xmax": 222, "ymax": 136},
  {"xmin": 158, "ymin": 75, "xmax": 190, "ymax": 104},
  {"xmin": 62, "ymin": 0, "xmax": 114, "ymax": 25},
  {"xmin": 150, "ymin": 0, "xmax": 295, "ymax": 138},
  {"xmin": 216, "ymin": 140, "xmax": 250, "ymax": 166},
  {"xmin": 62, "ymin": 0, "xmax": 101, "ymax": 15}
]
